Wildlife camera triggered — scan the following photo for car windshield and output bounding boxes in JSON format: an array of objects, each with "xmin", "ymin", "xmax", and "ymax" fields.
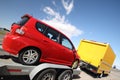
[{"xmin": 16, "ymin": 17, "xmax": 29, "ymax": 26}]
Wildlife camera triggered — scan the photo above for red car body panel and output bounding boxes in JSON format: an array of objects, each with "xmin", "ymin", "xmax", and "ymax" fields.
[{"xmin": 2, "ymin": 14, "xmax": 80, "ymax": 67}]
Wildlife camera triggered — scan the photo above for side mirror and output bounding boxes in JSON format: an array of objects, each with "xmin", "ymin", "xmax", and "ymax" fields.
[{"xmin": 3, "ymin": 28, "xmax": 10, "ymax": 32}]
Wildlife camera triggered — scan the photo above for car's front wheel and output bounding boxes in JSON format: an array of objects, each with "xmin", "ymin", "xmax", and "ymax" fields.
[
  {"xmin": 19, "ymin": 48, "xmax": 41, "ymax": 65},
  {"xmin": 72, "ymin": 60, "xmax": 79, "ymax": 69}
]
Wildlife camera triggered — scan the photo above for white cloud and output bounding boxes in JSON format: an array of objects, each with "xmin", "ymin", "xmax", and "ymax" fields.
[
  {"xmin": 42, "ymin": 19, "xmax": 82, "ymax": 38},
  {"xmin": 43, "ymin": 7, "xmax": 65, "ymax": 23},
  {"xmin": 43, "ymin": 6, "xmax": 83, "ymax": 38},
  {"xmin": 62, "ymin": 0, "xmax": 74, "ymax": 15},
  {"xmin": 43, "ymin": 7, "xmax": 56, "ymax": 16}
]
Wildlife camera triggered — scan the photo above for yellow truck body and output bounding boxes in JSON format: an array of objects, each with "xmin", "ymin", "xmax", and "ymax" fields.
[{"xmin": 77, "ymin": 39, "xmax": 116, "ymax": 74}]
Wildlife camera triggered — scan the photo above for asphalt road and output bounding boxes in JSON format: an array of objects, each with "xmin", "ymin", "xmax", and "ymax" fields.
[{"xmin": 73, "ymin": 69, "xmax": 120, "ymax": 80}]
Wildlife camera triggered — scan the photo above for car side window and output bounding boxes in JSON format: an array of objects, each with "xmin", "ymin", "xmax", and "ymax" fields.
[
  {"xmin": 44, "ymin": 28, "xmax": 59, "ymax": 42},
  {"xmin": 36, "ymin": 22, "xmax": 46, "ymax": 33},
  {"xmin": 60, "ymin": 35, "xmax": 73, "ymax": 50}
]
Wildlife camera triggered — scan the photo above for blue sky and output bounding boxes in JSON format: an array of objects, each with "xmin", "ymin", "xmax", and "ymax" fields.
[{"xmin": 0, "ymin": 0, "xmax": 120, "ymax": 69}]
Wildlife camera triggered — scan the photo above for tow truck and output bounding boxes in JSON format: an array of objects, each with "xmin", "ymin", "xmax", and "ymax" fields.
[{"xmin": 0, "ymin": 54, "xmax": 80, "ymax": 80}]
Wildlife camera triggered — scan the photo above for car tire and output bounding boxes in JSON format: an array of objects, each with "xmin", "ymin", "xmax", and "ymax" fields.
[
  {"xmin": 19, "ymin": 48, "xmax": 41, "ymax": 65},
  {"xmin": 33, "ymin": 69, "xmax": 56, "ymax": 80},
  {"xmin": 72, "ymin": 60, "xmax": 79, "ymax": 69},
  {"xmin": 58, "ymin": 70, "xmax": 72, "ymax": 80}
]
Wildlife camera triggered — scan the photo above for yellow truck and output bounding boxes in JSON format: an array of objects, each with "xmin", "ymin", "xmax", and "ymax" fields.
[{"xmin": 77, "ymin": 39, "xmax": 116, "ymax": 77}]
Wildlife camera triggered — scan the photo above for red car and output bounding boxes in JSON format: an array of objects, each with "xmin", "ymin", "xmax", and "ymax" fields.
[{"xmin": 2, "ymin": 14, "xmax": 80, "ymax": 68}]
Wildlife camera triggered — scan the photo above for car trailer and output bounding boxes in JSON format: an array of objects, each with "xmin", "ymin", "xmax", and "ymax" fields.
[{"xmin": 0, "ymin": 55, "xmax": 81, "ymax": 80}]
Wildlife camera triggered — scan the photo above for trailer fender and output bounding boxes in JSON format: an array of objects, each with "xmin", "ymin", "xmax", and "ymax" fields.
[{"xmin": 29, "ymin": 63, "xmax": 72, "ymax": 80}]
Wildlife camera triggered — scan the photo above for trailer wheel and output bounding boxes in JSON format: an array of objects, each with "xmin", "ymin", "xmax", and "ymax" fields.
[
  {"xmin": 33, "ymin": 69, "xmax": 56, "ymax": 80},
  {"xmin": 58, "ymin": 70, "xmax": 72, "ymax": 80},
  {"xmin": 19, "ymin": 48, "xmax": 40, "ymax": 65}
]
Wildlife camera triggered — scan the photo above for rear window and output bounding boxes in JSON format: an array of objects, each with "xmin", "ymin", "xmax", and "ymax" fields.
[{"xmin": 16, "ymin": 17, "xmax": 29, "ymax": 26}]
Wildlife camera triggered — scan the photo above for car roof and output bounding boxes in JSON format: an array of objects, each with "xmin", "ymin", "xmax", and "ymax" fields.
[{"xmin": 23, "ymin": 14, "xmax": 71, "ymax": 41}]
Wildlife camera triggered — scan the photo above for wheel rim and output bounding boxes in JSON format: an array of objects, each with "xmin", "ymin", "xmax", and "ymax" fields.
[
  {"xmin": 72, "ymin": 60, "xmax": 78, "ymax": 69},
  {"xmin": 41, "ymin": 73, "xmax": 54, "ymax": 80},
  {"xmin": 62, "ymin": 73, "xmax": 71, "ymax": 80},
  {"xmin": 22, "ymin": 49, "xmax": 39, "ymax": 64},
  {"xmin": 100, "ymin": 72, "xmax": 103, "ymax": 78}
]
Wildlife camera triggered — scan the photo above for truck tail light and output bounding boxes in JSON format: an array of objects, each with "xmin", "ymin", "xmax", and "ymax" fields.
[{"xmin": 15, "ymin": 29, "xmax": 25, "ymax": 35}]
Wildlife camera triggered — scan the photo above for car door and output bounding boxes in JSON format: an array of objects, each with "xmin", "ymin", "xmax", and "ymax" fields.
[
  {"xmin": 42, "ymin": 27, "xmax": 75, "ymax": 66},
  {"xmin": 35, "ymin": 22, "xmax": 64, "ymax": 63},
  {"xmin": 42, "ymin": 27, "xmax": 64, "ymax": 62},
  {"xmin": 58, "ymin": 34, "xmax": 75, "ymax": 65}
]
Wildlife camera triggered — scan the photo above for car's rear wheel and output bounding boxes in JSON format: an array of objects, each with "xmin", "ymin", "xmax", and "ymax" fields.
[{"xmin": 19, "ymin": 48, "xmax": 41, "ymax": 65}]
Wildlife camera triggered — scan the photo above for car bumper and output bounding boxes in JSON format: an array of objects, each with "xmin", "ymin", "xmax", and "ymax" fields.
[{"xmin": 2, "ymin": 34, "xmax": 23, "ymax": 57}]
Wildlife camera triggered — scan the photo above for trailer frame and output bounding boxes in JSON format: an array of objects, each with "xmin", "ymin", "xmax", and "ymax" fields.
[{"xmin": 0, "ymin": 55, "xmax": 81, "ymax": 80}]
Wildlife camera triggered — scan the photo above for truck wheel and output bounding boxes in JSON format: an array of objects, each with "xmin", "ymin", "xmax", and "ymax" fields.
[
  {"xmin": 99, "ymin": 72, "xmax": 104, "ymax": 78},
  {"xmin": 33, "ymin": 69, "xmax": 56, "ymax": 80},
  {"xmin": 97, "ymin": 71, "xmax": 104, "ymax": 78},
  {"xmin": 58, "ymin": 70, "xmax": 72, "ymax": 80},
  {"xmin": 72, "ymin": 60, "xmax": 79, "ymax": 69},
  {"xmin": 19, "ymin": 48, "xmax": 40, "ymax": 65}
]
